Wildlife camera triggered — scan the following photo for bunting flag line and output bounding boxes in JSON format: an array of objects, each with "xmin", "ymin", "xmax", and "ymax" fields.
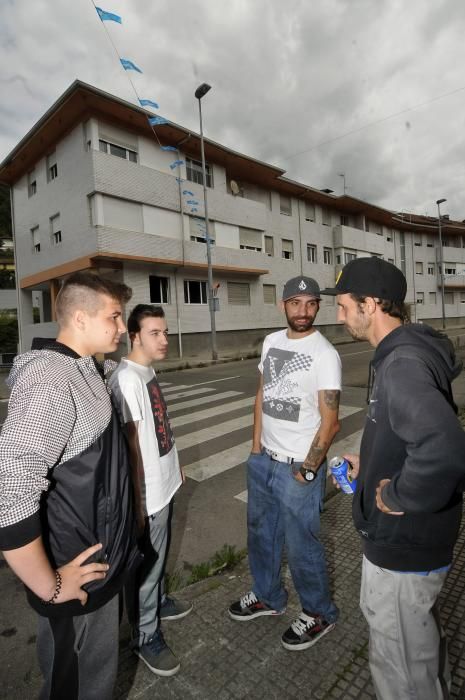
[
  {"xmin": 120, "ymin": 58, "xmax": 143, "ymax": 73},
  {"xmin": 161, "ymin": 145, "xmax": 177, "ymax": 152},
  {"xmin": 186, "ymin": 199, "xmax": 199, "ymax": 205},
  {"xmin": 148, "ymin": 116, "xmax": 169, "ymax": 126},
  {"xmin": 139, "ymin": 99, "xmax": 159, "ymax": 109},
  {"xmin": 176, "ymin": 177, "xmax": 185, "ymax": 184},
  {"xmin": 191, "ymin": 208, "xmax": 198, "ymax": 213},
  {"xmin": 169, "ymin": 160, "xmax": 185, "ymax": 170},
  {"xmin": 182, "ymin": 190, "xmax": 194, "ymax": 196},
  {"xmin": 96, "ymin": 6, "xmax": 122, "ymax": 23}
]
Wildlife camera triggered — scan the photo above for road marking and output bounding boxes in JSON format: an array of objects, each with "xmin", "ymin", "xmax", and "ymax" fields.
[
  {"xmin": 183, "ymin": 441, "xmax": 251, "ymax": 482},
  {"xmin": 176, "ymin": 414, "xmax": 252, "ymax": 451},
  {"xmin": 171, "ymin": 396, "xmax": 255, "ymax": 428},
  {"xmin": 177, "ymin": 375, "xmax": 242, "ymax": 389},
  {"xmin": 340, "ymin": 349, "xmax": 373, "ymax": 357},
  {"xmin": 164, "ymin": 387, "xmax": 216, "ymax": 401},
  {"xmin": 166, "ymin": 390, "xmax": 243, "ymax": 414}
]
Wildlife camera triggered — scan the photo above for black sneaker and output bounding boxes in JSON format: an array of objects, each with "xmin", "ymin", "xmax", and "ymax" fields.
[
  {"xmin": 133, "ymin": 629, "xmax": 180, "ymax": 676},
  {"xmin": 281, "ymin": 611, "xmax": 335, "ymax": 651},
  {"xmin": 160, "ymin": 596, "xmax": 193, "ymax": 621},
  {"xmin": 229, "ymin": 591, "xmax": 285, "ymax": 621}
]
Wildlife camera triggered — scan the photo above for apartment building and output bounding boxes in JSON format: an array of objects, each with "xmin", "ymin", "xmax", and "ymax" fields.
[{"xmin": 1, "ymin": 80, "xmax": 465, "ymax": 356}]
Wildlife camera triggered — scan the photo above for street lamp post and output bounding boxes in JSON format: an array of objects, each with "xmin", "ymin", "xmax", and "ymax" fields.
[
  {"xmin": 436, "ymin": 198, "xmax": 447, "ymax": 330},
  {"xmin": 195, "ymin": 82, "xmax": 218, "ymax": 361}
]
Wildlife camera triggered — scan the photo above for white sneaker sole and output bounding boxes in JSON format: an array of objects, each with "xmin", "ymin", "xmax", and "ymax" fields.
[
  {"xmin": 281, "ymin": 622, "xmax": 336, "ymax": 651},
  {"xmin": 134, "ymin": 649, "xmax": 181, "ymax": 677},
  {"xmin": 228, "ymin": 608, "xmax": 286, "ymax": 621}
]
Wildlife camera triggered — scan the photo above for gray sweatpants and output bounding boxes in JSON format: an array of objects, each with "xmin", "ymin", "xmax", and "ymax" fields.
[
  {"xmin": 360, "ymin": 556, "xmax": 450, "ymax": 700},
  {"xmin": 125, "ymin": 502, "xmax": 170, "ymax": 647},
  {"xmin": 37, "ymin": 594, "xmax": 119, "ymax": 700}
]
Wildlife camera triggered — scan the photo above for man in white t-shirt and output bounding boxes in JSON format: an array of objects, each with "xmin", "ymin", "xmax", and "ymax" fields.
[
  {"xmin": 229, "ymin": 276, "xmax": 341, "ymax": 651},
  {"xmin": 109, "ymin": 304, "xmax": 192, "ymax": 677}
]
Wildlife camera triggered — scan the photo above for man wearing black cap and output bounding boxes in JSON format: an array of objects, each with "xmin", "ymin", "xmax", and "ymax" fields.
[
  {"xmin": 322, "ymin": 257, "xmax": 465, "ymax": 699},
  {"xmin": 229, "ymin": 276, "xmax": 341, "ymax": 651}
]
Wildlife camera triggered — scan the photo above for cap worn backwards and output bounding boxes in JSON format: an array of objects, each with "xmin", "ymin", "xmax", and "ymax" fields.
[
  {"xmin": 282, "ymin": 276, "xmax": 321, "ymax": 301},
  {"xmin": 321, "ymin": 257, "xmax": 407, "ymax": 302}
]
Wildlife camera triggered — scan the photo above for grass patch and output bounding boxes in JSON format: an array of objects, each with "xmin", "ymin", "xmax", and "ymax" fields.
[{"xmin": 166, "ymin": 544, "xmax": 247, "ymax": 591}]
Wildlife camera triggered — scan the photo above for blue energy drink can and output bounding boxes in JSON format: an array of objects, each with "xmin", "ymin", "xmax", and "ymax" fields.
[{"xmin": 329, "ymin": 456, "xmax": 357, "ymax": 494}]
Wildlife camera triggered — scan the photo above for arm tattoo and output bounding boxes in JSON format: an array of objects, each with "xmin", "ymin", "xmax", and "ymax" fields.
[
  {"xmin": 323, "ymin": 390, "xmax": 340, "ymax": 411},
  {"xmin": 303, "ymin": 434, "xmax": 329, "ymax": 470}
]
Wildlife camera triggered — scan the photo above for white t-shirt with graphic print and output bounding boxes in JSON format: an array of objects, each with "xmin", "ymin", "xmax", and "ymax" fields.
[
  {"xmin": 109, "ymin": 359, "xmax": 182, "ymax": 516},
  {"xmin": 258, "ymin": 329, "xmax": 341, "ymax": 461}
]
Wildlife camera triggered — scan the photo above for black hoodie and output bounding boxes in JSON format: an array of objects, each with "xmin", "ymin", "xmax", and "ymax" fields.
[{"xmin": 353, "ymin": 323, "xmax": 465, "ymax": 571}]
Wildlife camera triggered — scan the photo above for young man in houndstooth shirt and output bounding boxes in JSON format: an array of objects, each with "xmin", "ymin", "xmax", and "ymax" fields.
[{"xmin": 0, "ymin": 272, "xmax": 139, "ymax": 700}]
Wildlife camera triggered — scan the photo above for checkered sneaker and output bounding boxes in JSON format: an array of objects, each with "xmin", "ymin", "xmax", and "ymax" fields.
[
  {"xmin": 281, "ymin": 612, "xmax": 335, "ymax": 651},
  {"xmin": 229, "ymin": 591, "xmax": 285, "ymax": 621}
]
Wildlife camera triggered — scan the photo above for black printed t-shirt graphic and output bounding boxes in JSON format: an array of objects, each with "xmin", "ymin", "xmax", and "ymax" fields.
[
  {"xmin": 146, "ymin": 376, "xmax": 174, "ymax": 457},
  {"xmin": 262, "ymin": 347, "xmax": 314, "ymax": 423}
]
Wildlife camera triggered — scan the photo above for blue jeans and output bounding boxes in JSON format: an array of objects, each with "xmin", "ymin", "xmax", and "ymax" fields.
[{"xmin": 247, "ymin": 450, "xmax": 338, "ymax": 623}]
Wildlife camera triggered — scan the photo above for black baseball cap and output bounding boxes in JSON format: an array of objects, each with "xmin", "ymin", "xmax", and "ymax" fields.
[
  {"xmin": 321, "ymin": 257, "xmax": 407, "ymax": 302},
  {"xmin": 282, "ymin": 276, "xmax": 321, "ymax": 301}
]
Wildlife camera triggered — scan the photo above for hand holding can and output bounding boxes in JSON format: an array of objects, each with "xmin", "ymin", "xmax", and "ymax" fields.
[{"xmin": 329, "ymin": 456, "xmax": 357, "ymax": 494}]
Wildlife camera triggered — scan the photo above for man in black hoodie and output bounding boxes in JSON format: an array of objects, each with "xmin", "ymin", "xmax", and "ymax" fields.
[{"xmin": 322, "ymin": 257, "xmax": 465, "ymax": 700}]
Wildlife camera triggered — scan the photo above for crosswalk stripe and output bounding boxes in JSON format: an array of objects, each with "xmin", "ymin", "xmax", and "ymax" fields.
[
  {"xmin": 166, "ymin": 390, "xmax": 242, "ymax": 414},
  {"xmin": 184, "ymin": 441, "xmax": 251, "ymax": 482},
  {"xmin": 164, "ymin": 387, "xmax": 216, "ymax": 401},
  {"xmin": 161, "ymin": 384, "xmax": 193, "ymax": 393},
  {"xmin": 175, "ymin": 414, "xmax": 252, "ymax": 451},
  {"xmin": 170, "ymin": 396, "xmax": 255, "ymax": 428}
]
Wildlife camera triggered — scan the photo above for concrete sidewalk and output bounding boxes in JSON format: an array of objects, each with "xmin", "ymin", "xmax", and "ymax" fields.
[{"xmin": 1, "ymin": 493, "xmax": 465, "ymax": 699}]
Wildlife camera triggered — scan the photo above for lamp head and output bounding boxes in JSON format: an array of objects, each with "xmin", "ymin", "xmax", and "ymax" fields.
[
  {"xmin": 195, "ymin": 83, "xmax": 211, "ymax": 100},
  {"xmin": 436, "ymin": 198, "xmax": 447, "ymax": 206}
]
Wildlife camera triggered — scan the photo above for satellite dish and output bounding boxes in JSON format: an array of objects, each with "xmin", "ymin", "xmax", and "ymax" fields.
[{"xmin": 230, "ymin": 180, "xmax": 240, "ymax": 195}]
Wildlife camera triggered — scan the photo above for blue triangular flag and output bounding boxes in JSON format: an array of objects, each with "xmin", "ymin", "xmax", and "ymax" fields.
[
  {"xmin": 191, "ymin": 208, "xmax": 198, "ymax": 213},
  {"xmin": 161, "ymin": 146, "xmax": 177, "ymax": 152},
  {"xmin": 186, "ymin": 199, "xmax": 199, "ymax": 206},
  {"xmin": 96, "ymin": 6, "xmax": 122, "ymax": 23},
  {"xmin": 176, "ymin": 177, "xmax": 185, "ymax": 183},
  {"xmin": 170, "ymin": 160, "xmax": 185, "ymax": 170},
  {"xmin": 120, "ymin": 58, "xmax": 142, "ymax": 73},
  {"xmin": 148, "ymin": 116, "xmax": 168, "ymax": 126},
  {"xmin": 183, "ymin": 190, "xmax": 194, "ymax": 196},
  {"xmin": 139, "ymin": 99, "xmax": 159, "ymax": 109}
]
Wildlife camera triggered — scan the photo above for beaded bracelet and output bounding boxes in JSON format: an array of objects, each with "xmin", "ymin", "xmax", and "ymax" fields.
[{"xmin": 42, "ymin": 570, "xmax": 62, "ymax": 605}]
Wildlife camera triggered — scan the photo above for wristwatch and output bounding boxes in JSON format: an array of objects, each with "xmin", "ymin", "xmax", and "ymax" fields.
[{"xmin": 299, "ymin": 465, "xmax": 317, "ymax": 482}]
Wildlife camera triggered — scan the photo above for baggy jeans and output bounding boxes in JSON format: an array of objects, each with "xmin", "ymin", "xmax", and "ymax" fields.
[
  {"xmin": 247, "ymin": 450, "xmax": 338, "ymax": 622},
  {"xmin": 360, "ymin": 555, "xmax": 450, "ymax": 700}
]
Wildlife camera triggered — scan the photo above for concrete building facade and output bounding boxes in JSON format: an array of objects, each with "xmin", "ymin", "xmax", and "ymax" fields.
[{"xmin": 1, "ymin": 80, "xmax": 465, "ymax": 357}]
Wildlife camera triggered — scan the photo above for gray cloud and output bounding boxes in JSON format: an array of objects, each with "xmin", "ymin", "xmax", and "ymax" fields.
[{"xmin": 1, "ymin": 0, "xmax": 465, "ymax": 221}]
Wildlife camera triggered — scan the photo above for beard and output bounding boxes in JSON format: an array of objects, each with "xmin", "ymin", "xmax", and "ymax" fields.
[{"xmin": 285, "ymin": 313, "xmax": 315, "ymax": 334}]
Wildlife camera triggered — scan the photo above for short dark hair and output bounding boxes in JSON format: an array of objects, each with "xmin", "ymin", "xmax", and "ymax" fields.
[
  {"xmin": 350, "ymin": 293, "xmax": 410, "ymax": 323},
  {"xmin": 127, "ymin": 304, "xmax": 165, "ymax": 338},
  {"xmin": 55, "ymin": 272, "xmax": 132, "ymax": 326}
]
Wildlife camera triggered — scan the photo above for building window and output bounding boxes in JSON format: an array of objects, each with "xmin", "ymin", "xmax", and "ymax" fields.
[
  {"xmin": 399, "ymin": 232, "xmax": 406, "ymax": 275},
  {"xmin": 445, "ymin": 267, "xmax": 456, "ymax": 275},
  {"xmin": 307, "ymin": 244, "xmax": 317, "ymax": 263},
  {"xmin": 184, "ymin": 280, "xmax": 207, "ymax": 304},
  {"xmin": 427, "ymin": 264, "xmax": 435, "ymax": 275},
  {"xmin": 282, "ymin": 239, "xmax": 294, "ymax": 260},
  {"xmin": 50, "ymin": 214, "xmax": 61, "ymax": 245},
  {"xmin": 429, "ymin": 292, "xmax": 437, "ymax": 304},
  {"xmin": 444, "ymin": 292, "xmax": 454, "ymax": 305},
  {"xmin": 149, "ymin": 275, "xmax": 170, "ymax": 304},
  {"xmin": 416, "ymin": 292, "xmax": 424, "ymax": 304},
  {"xmin": 264, "ymin": 235, "xmax": 274, "ymax": 257},
  {"xmin": 415, "ymin": 262, "xmax": 423, "ymax": 275},
  {"xmin": 323, "ymin": 248, "xmax": 333, "ymax": 265},
  {"xmin": 186, "ymin": 157, "xmax": 212, "ymax": 187},
  {"xmin": 414, "ymin": 234, "xmax": 422, "ymax": 247},
  {"xmin": 305, "ymin": 202, "xmax": 315, "ymax": 221},
  {"xmin": 344, "ymin": 251, "xmax": 356, "ymax": 264},
  {"xmin": 239, "ymin": 227, "xmax": 262, "ymax": 252},
  {"xmin": 280, "ymin": 194, "xmax": 292, "ymax": 216},
  {"xmin": 227, "ymin": 281, "xmax": 250, "ymax": 305},
  {"xmin": 340, "ymin": 215, "xmax": 349, "ymax": 226},
  {"xmin": 460, "ymin": 292, "xmax": 465, "ymax": 304},
  {"xmin": 426, "ymin": 235, "xmax": 434, "ymax": 247},
  {"xmin": 336, "ymin": 254, "xmax": 341, "ymax": 265},
  {"xmin": 99, "ymin": 139, "xmax": 138, "ymax": 163},
  {"xmin": 31, "ymin": 226, "xmax": 40, "ymax": 253},
  {"xmin": 191, "ymin": 235, "xmax": 215, "ymax": 245},
  {"xmin": 28, "ymin": 170, "xmax": 37, "ymax": 197},
  {"xmin": 263, "ymin": 284, "xmax": 276, "ymax": 304},
  {"xmin": 47, "ymin": 152, "xmax": 58, "ymax": 182},
  {"xmin": 386, "ymin": 232, "xmax": 393, "ymax": 242},
  {"xmin": 322, "ymin": 208, "xmax": 331, "ymax": 226}
]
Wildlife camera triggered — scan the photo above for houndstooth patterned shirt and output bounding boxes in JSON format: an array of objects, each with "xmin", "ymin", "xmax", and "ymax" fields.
[{"xmin": 0, "ymin": 347, "xmax": 114, "ymax": 538}]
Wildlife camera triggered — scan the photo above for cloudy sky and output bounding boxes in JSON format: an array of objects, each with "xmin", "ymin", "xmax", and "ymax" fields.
[{"xmin": 1, "ymin": 0, "xmax": 465, "ymax": 218}]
